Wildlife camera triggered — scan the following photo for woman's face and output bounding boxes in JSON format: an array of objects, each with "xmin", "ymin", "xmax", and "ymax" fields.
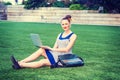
[{"xmin": 61, "ymin": 19, "xmax": 70, "ymax": 31}]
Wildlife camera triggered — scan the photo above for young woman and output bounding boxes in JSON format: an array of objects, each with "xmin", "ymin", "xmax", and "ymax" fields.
[{"xmin": 11, "ymin": 15, "xmax": 77, "ymax": 69}]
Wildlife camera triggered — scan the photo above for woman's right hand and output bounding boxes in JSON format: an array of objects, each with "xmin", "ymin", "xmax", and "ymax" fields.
[{"xmin": 41, "ymin": 46, "xmax": 52, "ymax": 51}]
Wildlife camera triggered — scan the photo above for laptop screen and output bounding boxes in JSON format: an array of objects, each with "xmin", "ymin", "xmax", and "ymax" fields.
[{"xmin": 30, "ymin": 33, "xmax": 42, "ymax": 47}]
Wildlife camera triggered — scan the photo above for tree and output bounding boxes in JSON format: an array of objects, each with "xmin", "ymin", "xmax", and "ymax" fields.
[
  {"xmin": 86, "ymin": 0, "xmax": 120, "ymax": 13},
  {"xmin": 82, "ymin": 0, "xmax": 120, "ymax": 13},
  {"xmin": 24, "ymin": 0, "xmax": 45, "ymax": 9},
  {"xmin": 101, "ymin": 0, "xmax": 120, "ymax": 13}
]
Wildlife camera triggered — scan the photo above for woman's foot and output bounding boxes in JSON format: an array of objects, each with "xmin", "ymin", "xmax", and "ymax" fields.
[{"xmin": 10, "ymin": 55, "xmax": 21, "ymax": 69}]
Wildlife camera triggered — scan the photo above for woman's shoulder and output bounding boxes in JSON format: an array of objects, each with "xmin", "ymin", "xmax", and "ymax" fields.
[
  {"xmin": 58, "ymin": 33, "xmax": 62, "ymax": 36},
  {"xmin": 56, "ymin": 33, "xmax": 62, "ymax": 39},
  {"xmin": 71, "ymin": 33, "xmax": 77, "ymax": 39}
]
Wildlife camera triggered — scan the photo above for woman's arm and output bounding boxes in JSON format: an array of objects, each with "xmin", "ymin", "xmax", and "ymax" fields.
[
  {"xmin": 41, "ymin": 34, "xmax": 77, "ymax": 52},
  {"xmin": 53, "ymin": 34, "xmax": 60, "ymax": 49},
  {"xmin": 52, "ymin": 34, "xmax": 77, "ymax": 53},
  {"xmin": 41, "ymin": 34, "xmax": 60, "ymax": 50}
]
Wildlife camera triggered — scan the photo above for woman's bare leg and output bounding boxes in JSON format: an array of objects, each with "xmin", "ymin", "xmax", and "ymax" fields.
[
  {"xmin": 19, "ymin": 48, "xmax": 47, "ymax": 63},
  {"xmin": 19, "ymin": 59, "xmax": 51, "ymax": 68}
]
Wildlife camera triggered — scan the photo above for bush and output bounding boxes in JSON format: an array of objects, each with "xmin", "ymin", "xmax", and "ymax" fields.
[
  {"xmin": 69, "ymin": 4, "xmax": 87, "ymax": 10},
  {"xmin": 69, "ymin": 4, "xmax": 80, "ymax": 10},
  {"xmin": 52, "ymin": 1, "xmax": 65, "ymax": 7},
  {"xmin": 24, "ymin": 0, "xmax": 45, "ymax": 9},
  {"xmin": 3, "ymin": 2, "xmax": 12, "ymax": 5}
]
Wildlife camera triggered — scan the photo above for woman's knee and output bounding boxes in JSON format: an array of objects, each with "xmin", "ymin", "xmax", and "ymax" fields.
[
  {"xmin": 39, "ymin": 59, "xmax": 51, "ymax": 66},
  {"xmin": 39, "ymin": 48, "xmax": 47, "ymax": 58}
]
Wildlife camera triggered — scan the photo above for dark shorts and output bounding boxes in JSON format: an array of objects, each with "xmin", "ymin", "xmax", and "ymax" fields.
[{"xmin": 45, "ymin": 49, "xmax": 56, "ymax": 65}]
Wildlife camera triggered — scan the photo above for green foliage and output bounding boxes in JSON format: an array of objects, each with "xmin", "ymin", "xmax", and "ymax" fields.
[
  {"xmin": 102, "ymin": 0, "xmax": 120, "ymax": 13},
  {"xmin": 70, "ymin": 4, "xmax": 80, "ymax": 10},
  {"xmin": 23, "ymin": 0, "xmax": 120, "ymax": 13},
  {"xmin": 52, "ymin": 1, "xmax": 65, "ymax": 7},
  {"xmin": 0, "ymin": 21, "xmax": 120, "ymax": 80},
  {"xmin": 69, "ymin": 4, "xmax": 87, "ymax": 10},
  {"xmin": 84, "ymin": 0, "xmax": 120, "ymax": 13},
  {"xmin": 24, "ymin": 0, "xmax": 45, "ymax": 9},
  {"xmin": 3, "ymin": 2, "xmax": 12, "ymax": 5}
]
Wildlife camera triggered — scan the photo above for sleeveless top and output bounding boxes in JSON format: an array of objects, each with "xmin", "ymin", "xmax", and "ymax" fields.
[
  {"xmin": 49, "ymin": 32, "xmax": 74, "ymax": 63},
  {"xmin": 57, "ymin": 32, "xmax": 74, "ymax": 54}
]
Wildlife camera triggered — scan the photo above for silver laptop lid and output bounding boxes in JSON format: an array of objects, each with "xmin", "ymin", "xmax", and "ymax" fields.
[{"xmin": 30, "ymin": 33, "xmax": 42, "ymax": 47}]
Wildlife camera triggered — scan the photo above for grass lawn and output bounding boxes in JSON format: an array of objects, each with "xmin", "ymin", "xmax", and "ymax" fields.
[{"xmin": 0, "ymin": 21, "xmax": 120, "ymax": 80}]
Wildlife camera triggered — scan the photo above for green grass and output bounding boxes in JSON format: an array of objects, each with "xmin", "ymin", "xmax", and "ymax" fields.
[{"xmin": 0, "ymin": 21, "xmax": 120, "ymax": 80}]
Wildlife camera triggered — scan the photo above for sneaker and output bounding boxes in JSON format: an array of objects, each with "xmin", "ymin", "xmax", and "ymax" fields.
[{"xmin": 10, "ymin": 55, "xmax": 21, "ymax": 69}]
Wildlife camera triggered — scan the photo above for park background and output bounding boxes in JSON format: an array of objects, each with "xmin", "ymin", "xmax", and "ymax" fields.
[{"xmin": 0, "ymin": 0, "xmax": 120, "ymax": 80}]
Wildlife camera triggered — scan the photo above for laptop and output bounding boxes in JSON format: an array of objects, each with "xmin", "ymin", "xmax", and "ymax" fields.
[
  {"xmin": 30, "ymin": 33, "xmax": 43, "ymax": 48},
  {"xmin": 30, "ymin": 33, "xmax": 51, "ymax": 50}
]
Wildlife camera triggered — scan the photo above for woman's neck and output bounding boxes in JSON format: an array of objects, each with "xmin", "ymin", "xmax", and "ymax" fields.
[{"xmin": 64, "ymin": 30, "xmax": 71, "ymax": 34}]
